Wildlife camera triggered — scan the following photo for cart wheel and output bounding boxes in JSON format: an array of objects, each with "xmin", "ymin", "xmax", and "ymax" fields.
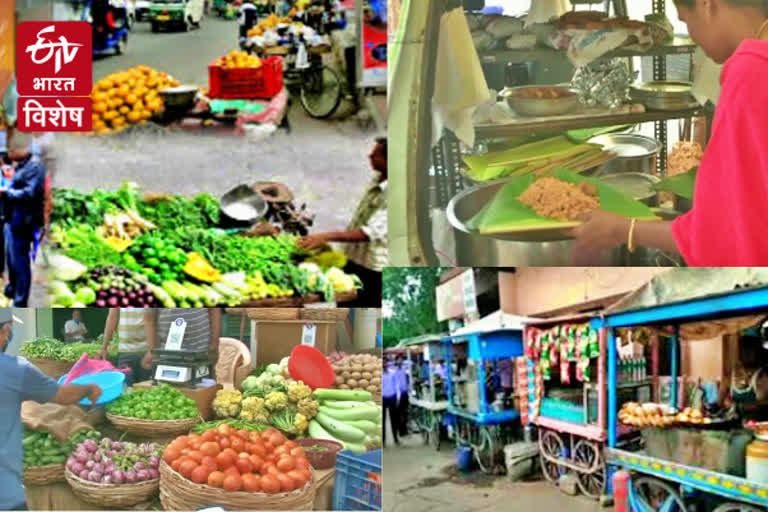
[
  {"xmin": 712, "ymin": 503, "xmax": 765, "ymax": 512},
  {"xmin": 300, "ymin": 65, "xmax": 342, "ymax": 119},
  {"xmin": 539, "ymin": 429, "xmax": 567, "ymax": 484},
  {"xmin": 474, "ymin": 426, "xmax": 496, "ymax": 474},
  {"xmin": 115, "ymin": 35, "xmax": 126, "ymax": 55},
  {"xmin": 573, "ymin": 439, "xmax": 605, "ymax": 499},
  {"xmin": 632, "ymin": 477, "xmax": 686, "ymax": 512}
]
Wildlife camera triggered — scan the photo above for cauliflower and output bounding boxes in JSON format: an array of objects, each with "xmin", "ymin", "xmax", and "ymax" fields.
[
  {"xmin": 297, "ymin": 397, "xmax": 319, "ymax": 419},
  {"xmin": 266, "ymin": 363, "xmax": 281, "ymax": 375},
  {"xmin": 239, "ymin": 396, "xmax": 270, "ymax": 423},
  {"xmin": 213, "ymin": 389, "xmax": 243, "ymax": 418},
  {"xmin": 264, "ymin": 391, "xmax": 288, "ymax": 411},
  {"xmin": 294, "ymin": 413, "xmax": 308, "ymax": 434},
  {"xmin": 287, "ymin": 381, "xmax": 312, "ymax": 402}
]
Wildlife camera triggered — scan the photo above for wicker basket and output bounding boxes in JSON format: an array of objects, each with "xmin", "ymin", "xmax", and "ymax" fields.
[
  {"xmin": 106, "ymin": 413, "xmax": 199, "ymax": 437},
  {"xmin": 28, "ymin": 358, "xmax": 73, "ymax": 379},
  {"xmin": 300, "ymin": 308, "xmax": 349, "ymax": 322},
  {"xmin": 245, "ymin": 308, "xmax": 301, "ymax": 321},
  {"xmin": 296, "ymin": 439, "xmax": 343, "ymax": 470},
  {"xmin": 159, "ymin": 460, "xmax": 316, "ymax": 511},
  {"xmin": 64, "ymin": 467, "xmax": 160, "ymax": 508},
  {"xmin": 24, "ymin": 463, "xmax": 65, "ymax": 485}
]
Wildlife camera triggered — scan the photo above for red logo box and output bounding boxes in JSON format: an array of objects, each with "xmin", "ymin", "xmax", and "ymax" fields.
[
  {"xmin": 17, "ymin": 97, "xmax": 92, "ymax": 132},
  {"xmin": 16, "ymin": 22, "xmax": 92, "ymax": 97}
]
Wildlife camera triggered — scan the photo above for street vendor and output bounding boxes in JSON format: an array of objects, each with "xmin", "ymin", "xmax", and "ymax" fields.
[
  {"xmin": 297, "ymin": 137, "xmax": 387, "ymax": 307},
  {"xmin": 238, "ymin": 0, "xmax": 259, "ymax": 39},
  {"xmin": 99, "ymin": 307, "xmax": 150, "ymax": 386},
  {"xmin": 0, "ymin": 309, "xmax": 102, "ymax": 511},
  {"xmin": 3, "ymin": 131, "xmax": 46, "ymax": 307},
  {"xmin": 572, "ymin": 0, "xmax": 768, "ymax": 265},
  {"xmin": 142, "ymin": 308, "xmax": 222, "ymax": 370}
]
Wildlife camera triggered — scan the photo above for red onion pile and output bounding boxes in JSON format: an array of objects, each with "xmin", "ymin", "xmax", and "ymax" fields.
[{"xmin": 66, "ymin": 438, "xmax": 162, "ymax": 484}]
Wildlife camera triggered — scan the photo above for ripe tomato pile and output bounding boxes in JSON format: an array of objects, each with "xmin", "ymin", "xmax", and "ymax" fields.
[{"xmin": 163, "ymin": 423, "xmax": 312, "ymax": 493}]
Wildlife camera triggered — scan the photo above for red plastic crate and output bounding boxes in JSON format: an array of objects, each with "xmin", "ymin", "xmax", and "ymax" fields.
[{"xmin": 208, "ymin": 56, "xmax": 283, "ymax": 99}]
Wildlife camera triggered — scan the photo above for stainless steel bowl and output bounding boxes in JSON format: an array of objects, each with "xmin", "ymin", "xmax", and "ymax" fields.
[
  {"xmin": 158, "ymin": 85, "xmax": 199, "ymax": 109},
  {"xmin": 220, "ymin": 184, "xmax": 269, "ymax": 225},
  {"xmin": 499, "ymin": 85, "xmax": 581, "ymax": 117},
  {"xmin": 599, "ymin": 172, "xmax": 660, "ymax": 207},
  {"xmin": 588, "ymin": 133, "xmax": 660, "ymax": 175},
  {"xmin": 629, "ymin": 81, "xmax": 700, "ymax": 111}
]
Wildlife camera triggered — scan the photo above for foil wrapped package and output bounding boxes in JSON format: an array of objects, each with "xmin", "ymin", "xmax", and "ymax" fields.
[{"xmin": 571, "ymin": 59, "xmax": 637, "ymax": 108}]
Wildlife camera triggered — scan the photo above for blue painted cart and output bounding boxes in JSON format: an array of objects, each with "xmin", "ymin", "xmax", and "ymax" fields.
[
  {"xmin": 442, "ymin": 327, "xmax": 524, "ymax": 473},
  {"xmin": 401, "ymin": 334, "xmax": 449, "ymax": 451},
  {"xmin": 592, "ymin": 284, "xmax": 768, "ymax": 512}
]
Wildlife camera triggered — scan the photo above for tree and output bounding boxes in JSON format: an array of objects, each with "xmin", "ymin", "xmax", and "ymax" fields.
[{"xmin": 382, "ymin": 267, "xmax": 447, "ymax": 348}]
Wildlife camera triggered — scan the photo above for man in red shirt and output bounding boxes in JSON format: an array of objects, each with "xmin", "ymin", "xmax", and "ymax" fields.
[{"xmin": 572, "ymin": 0, "xmax": 768, "ymax": 265}]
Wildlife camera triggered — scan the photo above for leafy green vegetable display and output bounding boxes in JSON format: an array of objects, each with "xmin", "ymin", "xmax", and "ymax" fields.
[
  {"xmin": 106, "ymin": 384, "xmax": 200, "ymax": 420},
  {"xmin": 52, "ymin": 225, "xmax": 123, "ymax": 270},
  {"xmin": 19, "ymin": 337, "xmax": 117, "ymax": 362},
  {"xmin": 49, "ymin": 182, "xmax": 361, "ymax": 306},
  {"xmin": 23, "ymin": 428, "xmax": 101, "ymax": 468}
]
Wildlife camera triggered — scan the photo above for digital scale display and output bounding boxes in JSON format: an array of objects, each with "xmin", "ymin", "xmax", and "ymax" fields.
[{"xmin": 161, "ymin": 369, "xmax": 181, "ymax": 378}]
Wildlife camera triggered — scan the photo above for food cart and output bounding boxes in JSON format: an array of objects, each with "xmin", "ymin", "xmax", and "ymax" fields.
[
  {"xmin": 401, "ymin": 334, "xmax": 449, "ymax": 451},
  {"xmin": 442, "ymin": 327, "xmax": 524, "ymax": 473},
  {"xmin": 591, "ymin": 269, "xmax": 768, "ymax": 511},
  {"xmin": 523, "ymin": 314, "xmax": 652, "ymax": 500}
]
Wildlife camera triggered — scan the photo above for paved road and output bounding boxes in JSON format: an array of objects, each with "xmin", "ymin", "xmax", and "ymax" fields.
[
  {"xmin": 93, "ymin": 16, "xmax": 239, "ymax": 85},
  {"xmin": 384, "ymin": 436, "xmax": 601, "ymax": 512}
]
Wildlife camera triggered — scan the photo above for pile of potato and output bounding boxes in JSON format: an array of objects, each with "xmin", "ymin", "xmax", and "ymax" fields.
[
  {"xmin": 330, "ymin": 353, "xmax": 382, "ymax": 398},
  {"xmin": 619, "ymin": 402, "xmax": 712, "ymax": 428}
]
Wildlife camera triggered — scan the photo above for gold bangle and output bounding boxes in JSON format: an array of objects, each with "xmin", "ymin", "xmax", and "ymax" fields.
[{"xmin": 627, "ymin": 218, "xmax": 638, "ymax": 253}]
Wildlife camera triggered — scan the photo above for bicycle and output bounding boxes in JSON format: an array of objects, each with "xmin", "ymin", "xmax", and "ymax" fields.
[{"xmin": 281, "ymin": 43, "xmax": 343, "ymax": 119}]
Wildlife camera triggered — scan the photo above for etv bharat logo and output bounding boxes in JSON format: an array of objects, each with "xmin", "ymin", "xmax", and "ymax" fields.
[{"xmin": 25, "ymin": 25, "xmax": 83, "ymax": 74}]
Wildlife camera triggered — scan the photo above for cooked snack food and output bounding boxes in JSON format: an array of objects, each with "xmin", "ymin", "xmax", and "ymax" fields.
[
  {"xmin": 511, "ymin": 86, "xmax": 576, "ymax": 100},
  {"xmin": 667, "ymin": 141, "xmax": 702, "ymax": 176},
  {"xmin": 518, "ymin": 177, "xmax": 600, "ymax": 221}
]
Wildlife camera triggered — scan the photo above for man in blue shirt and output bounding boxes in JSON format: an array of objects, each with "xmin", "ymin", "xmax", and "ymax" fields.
[
  {"xmin": 4, "ymin": 132, "xmax": 46, "ymax": 306},
  {"xmin": 382, "ymin": 358, "xmax": 401, "ymax": 447},
  {"xmin": 0, "ymin": 308, "xmax": 103, "ymax": 511}
]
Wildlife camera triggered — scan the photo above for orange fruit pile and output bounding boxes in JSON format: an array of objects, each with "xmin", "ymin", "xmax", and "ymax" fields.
[
  {"xmin": 214, "ymin": 51, "xmax": 262, "ymax": 70},
  {"xmin": 89, "ymin": 65, "xmax": 180, "ymax": 135}
]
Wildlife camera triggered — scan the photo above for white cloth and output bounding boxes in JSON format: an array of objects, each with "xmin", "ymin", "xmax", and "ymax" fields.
[
  {"xmin": 432, "ymin": 8, "xmax": 490, "ymax": 148},
  {"xmin": 691, "ymin": 47, "xmax": 722, "ymax": 106},
  {"xmin": 64, "ymin": 320, "xmax": 86, "ymax": 341},
  {"xmin": 525, "ymin": 0, "xmax": 571, "ymax": 27}
]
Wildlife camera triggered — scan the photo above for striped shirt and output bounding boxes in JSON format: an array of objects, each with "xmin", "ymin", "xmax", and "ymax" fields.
[
  {"xmin": 342, "ymin": 180, "xmax": 387, "ymax": 272},
  {"xmin": 156, "ymin": 309, "xmax": 211, "ymax": 352},
  {"xmin": 118, "ymin": 308, "xmax": 148, "ymax": 353}
]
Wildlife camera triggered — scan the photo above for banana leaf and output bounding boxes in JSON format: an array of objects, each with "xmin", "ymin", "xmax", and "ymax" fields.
[
  {"xmin": 468, "ymin": 169, "xmax": 658, "ymax": 235},
  {"xmin": 565, "ymin": 125, "xmax": 634, "ymax": 143},
  {"xmin": 653, "ymin": 167, "xmax": 698, "ymax": 200}
]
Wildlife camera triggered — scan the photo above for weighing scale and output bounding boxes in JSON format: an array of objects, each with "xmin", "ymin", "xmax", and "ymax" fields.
[{"xmin": 152, "ymin": 349, "xmax": 214, "ymax": 385}]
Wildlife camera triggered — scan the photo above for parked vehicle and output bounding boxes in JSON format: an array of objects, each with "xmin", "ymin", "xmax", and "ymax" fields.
[
  {"xmin": 84, "ymin": 0, "xmax": 129, "ymax": 56},
  {"xmin": 135, "ymin": 0, "xmax": 150, "ymax": 21},
  {"xmin": 149, "ymin": 0, "xmax": 203, "ymax": 32}
]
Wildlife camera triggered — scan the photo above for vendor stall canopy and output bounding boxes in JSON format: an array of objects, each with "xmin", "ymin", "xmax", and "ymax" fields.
[{"xmin": 599, "ymin": 268, "xmax": 768, "ymax": 340}]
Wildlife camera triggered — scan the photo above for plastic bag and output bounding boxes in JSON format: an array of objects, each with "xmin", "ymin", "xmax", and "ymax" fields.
[
  {"xmin": 505, "ymin": 34, "xmax": 537, "ymax": 50},
  {"xmin": 63, "ymin": 353, "xmax": 130, "ymax": 386},
  {"xmin": 471, "ymin": 30, "xmax": 495, "ymax": 52},
  {"xmin": 485, "ymin": 16, "xmax": 524, "ymax": 39}
]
